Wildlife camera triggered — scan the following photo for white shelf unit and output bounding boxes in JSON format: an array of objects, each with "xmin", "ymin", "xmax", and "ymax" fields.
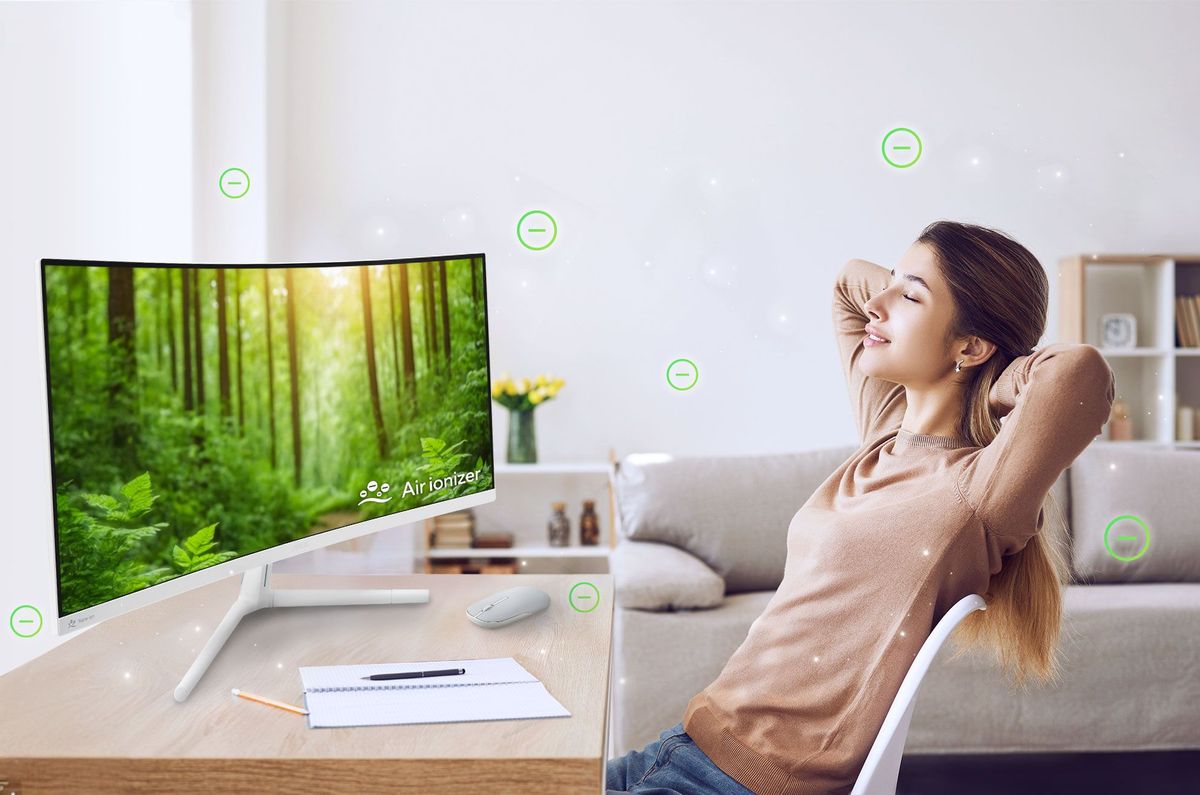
[
  {"xmin": 421, "ymin": 457, "xmax": 617, "ymax": 574},
  {"xmin": 1059, "ymin": 253, "xmax": 1200, "ymax": 449}
]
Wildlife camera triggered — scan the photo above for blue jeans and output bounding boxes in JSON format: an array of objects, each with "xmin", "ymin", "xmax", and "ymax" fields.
[{"xmin": 606, "ymin": 722, "xmax": 755, "ymax": 794}]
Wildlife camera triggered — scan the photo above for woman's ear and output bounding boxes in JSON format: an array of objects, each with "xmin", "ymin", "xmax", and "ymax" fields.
[{"xmin": 960, "ymin": 336, "xmax": 998, "ymax": 368}]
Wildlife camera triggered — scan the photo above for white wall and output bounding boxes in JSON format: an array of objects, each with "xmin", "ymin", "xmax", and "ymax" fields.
[
  {"xmin": 269, "ymin": 0, "xmax": 1200, "ymax": 462},
  {"xmin": 3, "ymin": 0, "xmax": 1199, "ymax": 675},
  {"xmin": 0, "ymin": 1, "xmax": 193, "ymax": 675}
]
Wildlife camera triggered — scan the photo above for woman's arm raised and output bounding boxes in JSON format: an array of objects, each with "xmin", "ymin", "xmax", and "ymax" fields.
[
  {"xmin": 960, "ymin": 343, "xmax": 1115, "ymax": 568},
  {"xmin": 832, "ymin": 258, "xmax": 907, "ymax": 444}
]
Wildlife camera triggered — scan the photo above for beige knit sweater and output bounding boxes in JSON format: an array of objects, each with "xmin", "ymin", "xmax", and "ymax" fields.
[{"xmin": 682, "ymin": 258, "xmax": 1115, "ymax": 795}]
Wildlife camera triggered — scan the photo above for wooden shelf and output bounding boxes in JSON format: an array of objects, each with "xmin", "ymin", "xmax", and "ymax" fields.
[
  {"xmin": 426, "ymin": 545, "xmax": 611, "ymax": 559},
  {"xmin": 494, "ymin": 462, "xmax": 612, "ymax": 475}
]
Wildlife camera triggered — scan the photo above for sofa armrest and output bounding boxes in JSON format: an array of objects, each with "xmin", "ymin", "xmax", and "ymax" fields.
[{"xmin": 611, "ymin": 539, "xmax": 726, "ymax": 611}]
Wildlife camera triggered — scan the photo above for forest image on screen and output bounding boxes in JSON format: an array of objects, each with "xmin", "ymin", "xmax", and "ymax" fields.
[{"xmin": 43, "ymin": 258, "xmax": 493, "ymax": 616}]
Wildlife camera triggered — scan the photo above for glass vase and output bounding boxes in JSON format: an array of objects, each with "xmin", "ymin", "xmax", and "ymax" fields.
[{"xmin": 507, "ymin": 407, "xmax": 537, "ymax": 463}]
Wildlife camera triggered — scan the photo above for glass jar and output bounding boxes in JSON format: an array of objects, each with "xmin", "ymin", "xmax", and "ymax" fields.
[
  {"xmin": 580, "ymin": 500, "xmax": 599, "ymax": 546},
  {"xmin": 547, "ymin": 502, "xmax": 570, "ymax": 547}
]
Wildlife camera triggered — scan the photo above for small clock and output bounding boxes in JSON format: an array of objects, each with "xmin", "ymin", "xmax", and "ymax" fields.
[{"xmin": 1101, "ymin": 313, "xmax": 1137, "ymax": 349}]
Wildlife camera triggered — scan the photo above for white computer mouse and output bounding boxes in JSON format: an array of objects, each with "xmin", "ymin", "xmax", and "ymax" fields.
[{"xmin": 465, "ymin": 585, "xmax": 551, "ymax": 628}]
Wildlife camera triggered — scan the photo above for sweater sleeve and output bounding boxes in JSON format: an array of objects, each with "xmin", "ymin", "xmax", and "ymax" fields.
[
  {"xmin": 959, "ymin": 343, "xmax": 1115, "ymax": 565},
  {"xmin": 832, "ymin": 258, "xmax": 907, "ymax": 444}
]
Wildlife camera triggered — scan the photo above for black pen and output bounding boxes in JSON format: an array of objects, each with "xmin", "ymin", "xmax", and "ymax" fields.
[{"xmin": 361, "ymin": 667, "xmax": 466, "ymax": 681}]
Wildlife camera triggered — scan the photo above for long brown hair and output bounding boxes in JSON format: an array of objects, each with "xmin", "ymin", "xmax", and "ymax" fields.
[{"xmin": 916, "ymin": 220, "xmax": 1070, "ymax": 689}]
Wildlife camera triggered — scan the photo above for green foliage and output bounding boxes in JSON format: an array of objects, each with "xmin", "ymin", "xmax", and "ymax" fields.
[
  {"xmin": 417, "ymin": 437, "xmax": 470, "ymax": 480},
  {"xmin": 171, "ymin": 523, "xmax": 238, "ymax": 575},
  {"xmin": 56, "ymin": 472, "xmax": 239, "ymax": 615}
]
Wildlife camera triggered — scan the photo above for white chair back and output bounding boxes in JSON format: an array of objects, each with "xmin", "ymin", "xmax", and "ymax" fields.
[{"xmin": 849, "ymin": 594, "xmax": 987, "ymax": 795}]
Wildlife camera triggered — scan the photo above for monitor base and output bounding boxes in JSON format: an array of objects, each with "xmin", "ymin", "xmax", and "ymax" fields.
[{"xmin": 173, "ymin": 563, "xmax": 429, "ymax": 702}]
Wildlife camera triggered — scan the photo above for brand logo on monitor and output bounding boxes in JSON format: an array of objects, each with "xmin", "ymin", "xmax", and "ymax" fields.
[{"xmin": 358, "ymin": 480, "xmax": 393, "ymax": 506}]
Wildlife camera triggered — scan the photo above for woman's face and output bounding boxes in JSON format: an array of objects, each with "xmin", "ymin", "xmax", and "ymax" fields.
[{"xmin": 859, "ymin": 242, "xmax": 961, "ymax": 387}]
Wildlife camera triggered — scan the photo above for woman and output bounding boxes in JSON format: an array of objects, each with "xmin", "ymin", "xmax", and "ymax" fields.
[{"xmin": 605, "ymin": 221, "xmax": 1115, "ymax": 795}]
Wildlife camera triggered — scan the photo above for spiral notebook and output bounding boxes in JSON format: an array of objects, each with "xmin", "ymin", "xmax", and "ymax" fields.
[{"xmin": 298, "ymin": 656, "xmax": 571, "ymax": 729}]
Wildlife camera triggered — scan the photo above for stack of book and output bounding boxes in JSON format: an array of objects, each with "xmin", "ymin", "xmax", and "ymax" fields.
[
  {"xmin": 425, "ymin": 514, "xmax": 519, "ymax": 574},
  {"xmin": 1176, "ymin": 293, "xmax": 1200, "ymax": 347},
  {"xmin": 473, "ymin": 531, "xmax": 515, "ymax": 550},
  {"xmin": 430, "ymin": 510, "xmax": 475, "ymax": 549},
  {"xmin": 427, "ymin": 560, "xmax": 519, "ymax": 574}
]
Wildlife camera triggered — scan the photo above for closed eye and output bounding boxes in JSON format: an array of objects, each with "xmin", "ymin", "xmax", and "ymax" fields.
[{"xmin": 890, "ymin": 268, "xmax": 925, "ymax": 303}]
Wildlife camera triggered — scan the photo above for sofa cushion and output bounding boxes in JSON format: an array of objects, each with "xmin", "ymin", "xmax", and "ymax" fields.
[
  {"xmin": 908, "ymin": 583, "xmax": 1200, "ymax": 753},
  {"xmin": 614, "ymin": 447, "xmax": 858, "ymax": 593},
  {"xmin": 610, "ymin": 540, "xmax": 726, "ymax": 610},
  {"xmin": 611, "ymin": 583, "xmax": 1200, "ymax": 758},
  {"xmin": 1068, "ymin": 445, "xmax": 1200, "ymax": 583}
]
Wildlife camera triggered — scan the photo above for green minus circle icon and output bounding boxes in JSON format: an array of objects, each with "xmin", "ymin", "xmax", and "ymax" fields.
[
  {"xmin": 1103, "ymin": 514, "xmax": 1150, "ymax": 562},
  {"xmin": 10, "ymin": 604, "xmax": 43, "ymax": 638},
  {"xmin": 219, "ymin": 167, "xmax": 250, "ymax": 199},
  {"xmin": 666, "ymin": 358, "xmax": 699, "ymax": 391},
  {"xmin": 517, "ymin": 210, "xmax": 558, "ymax": 250},
  {"xmin": 882, "ymin": 128, "xmax": 923, "ymax": 169},
  {"xmin": 569, "ymin": 581, "xmax": 600, "ymax": 613}
]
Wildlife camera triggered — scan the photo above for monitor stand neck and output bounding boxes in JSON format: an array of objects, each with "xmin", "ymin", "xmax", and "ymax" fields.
[{"xmin": 173, "ymin": 563, "xmax": 429, "ymax": 702}]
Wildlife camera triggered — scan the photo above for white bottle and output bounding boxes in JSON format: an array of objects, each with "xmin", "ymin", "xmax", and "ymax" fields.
[{"xmin": 1177, "ymin": 404, "xmax": 1195, "ymax": 442}]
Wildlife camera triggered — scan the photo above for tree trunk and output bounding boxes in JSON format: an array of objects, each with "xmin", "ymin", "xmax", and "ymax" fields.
[
  {"xmin": 263, "ymin": 270, "xmax": 277, "ymax": 468},
  {"xmin": 65, "ymin": 269, "xmax": 76, "ymax": 383},
  {"xmin": 80, "ymin": 266, "xmax": 91, "ymax": 342},
  {"xmin": 106, "ymin": 266, "xmax": 137, "ymax": 453},
  {"xmin": 387, "ymin": 265, "xmax": 402, "ymax": 402},
  {"xmin": 235, "ymin": 269, "xmax": 244, "ymax": 435},
  {"xmin": 429, "ymin": 262, "xmax": 441, "ymax": 361},
  {"xmin": 217, "ymin": 269, "xmax": 231, "ymax": 419},
  {"xmin": 439, "ymin": 260, "xmax": 451, "ymax": 371},
  {"xmin": 421, "ymin": 261, "xmax": 434, "ymax": 370},
  {"xmin": 167, "ymin": 268, "xmax": 178, "ymax": 392},
  {"xmin": 154, "ymin": 271, "xmax": 164, "ymax": 369},
  {"xmin": 181, "ymin": 267, "xmax": 194, "ymax": 411},
  {"xmin": 399, "ymin": 262, "xmax": 417, "ymax": 415},
  {"xmin": 193, "ymin": 268, "xmax": 205, "ymax": 413},
  {"xmin": 285, "ymin": 268, "xmax": 302, "ymax": 487},
  {"xmin": 360, "ymin": 266, "xmax": 389, "ymax": 459}
]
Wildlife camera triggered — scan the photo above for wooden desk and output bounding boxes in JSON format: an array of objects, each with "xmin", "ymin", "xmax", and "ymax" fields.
[{"xmin": 0, "ymin": 573, "xmax": 614, "ymax": 794}]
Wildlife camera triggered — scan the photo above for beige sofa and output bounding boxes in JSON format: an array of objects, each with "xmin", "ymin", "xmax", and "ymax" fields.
[{"xmin": 607, "ymin": 443, "xmax": 1200, "ymax": 766}]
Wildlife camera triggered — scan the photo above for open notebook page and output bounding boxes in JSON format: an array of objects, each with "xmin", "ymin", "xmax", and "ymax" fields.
[{"xmin": 298, "ymin": 656, "xmax": 571, "ymax": 729}]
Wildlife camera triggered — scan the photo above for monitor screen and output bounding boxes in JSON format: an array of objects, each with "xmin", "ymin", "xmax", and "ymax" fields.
[{"xmin": 40, "ymin": 255, "xmax": 494, "ymax": 620}]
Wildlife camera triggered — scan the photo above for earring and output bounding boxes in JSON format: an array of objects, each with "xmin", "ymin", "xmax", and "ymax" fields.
[{"xmin": 954, "ymin": 360, "xmax": 963, "ymax": 373}]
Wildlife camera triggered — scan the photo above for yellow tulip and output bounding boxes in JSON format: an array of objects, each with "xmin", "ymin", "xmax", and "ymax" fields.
[
  {"xmin": 536, "ymin": 374, "xmax": 549, "ymax": 387},
  {"xmin": 529, "ymin": 388, "xmax": 545, "ymax": 405},
  {"xmin": 505, "ymin": 381, "xmax": 517, "ymax": 396},
  {"xmin": 519, "ymin": 378, "xmax": 530, "ymax": 394}
]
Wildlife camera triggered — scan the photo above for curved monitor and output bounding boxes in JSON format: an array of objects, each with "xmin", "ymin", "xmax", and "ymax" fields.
[{"xmin": 39, "ymin": 254, "xmax": 495, "ymax": 636}]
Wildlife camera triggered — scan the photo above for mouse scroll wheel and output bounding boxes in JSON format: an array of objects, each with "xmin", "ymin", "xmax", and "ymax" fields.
[{"xmin": 481, "ymin": 596, "xmax": 509, "ymax": 613}]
